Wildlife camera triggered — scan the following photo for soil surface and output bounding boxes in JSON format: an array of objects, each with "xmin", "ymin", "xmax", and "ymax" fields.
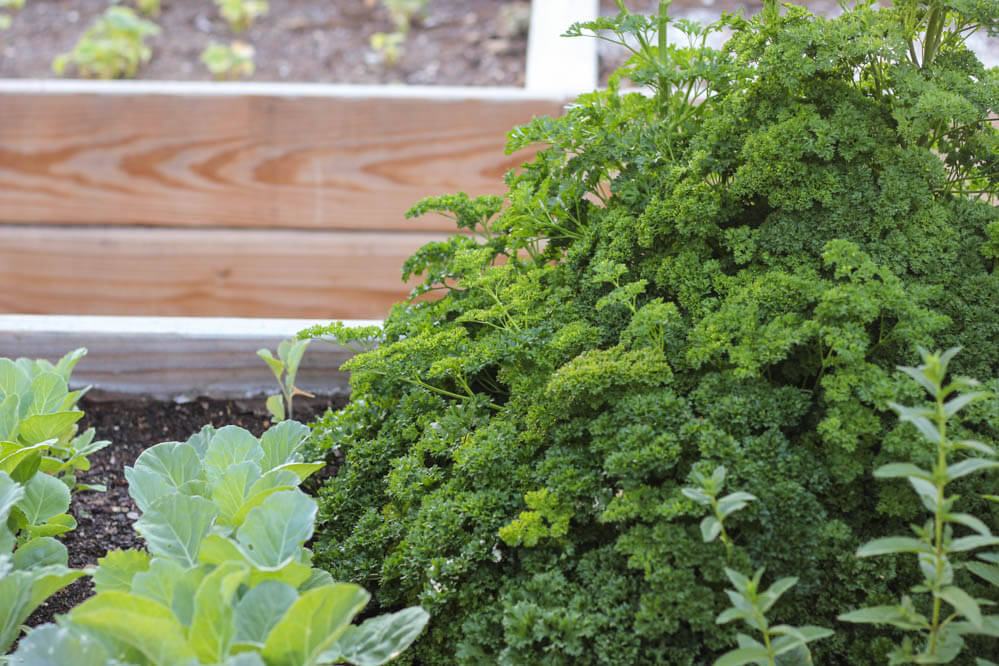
[
  {"xmin": 23, "ymin": 394, "xmax": 346, "ymax": 631},
  {"xmin": 0, "ymin": 0, "xmax": 530, "ymax": 85}
]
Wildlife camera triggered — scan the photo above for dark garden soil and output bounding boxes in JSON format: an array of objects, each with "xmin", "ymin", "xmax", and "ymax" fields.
[
  {"xmin": 0, "ymin": 0, "xmax": 530, "ymax": 85},
  {"xmin": 24, "ymin": 393, "xmax": 347, "ymax": 629}
]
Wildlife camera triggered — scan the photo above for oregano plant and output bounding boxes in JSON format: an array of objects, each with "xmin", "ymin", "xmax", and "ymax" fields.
[
  {"xmin": 684, "ymin": 468, "xmax": 833, "ymax": 665},
  {"xmin": 839, "ymin": 347, "xmax": 999, "ymax": 663}
]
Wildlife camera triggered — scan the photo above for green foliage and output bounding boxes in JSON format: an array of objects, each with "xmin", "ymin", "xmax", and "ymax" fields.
[
  {"xmin": 0, "ymin": 347, "xmax": 108, "ymax": 494},
  {"xmin": 683, "ymin": 466, "xmax": 832, "ymax": 664},
  {"xmin": 133, "ymin": 0, "xmax": 160, "ymax": 17},
  {"xmin": 369, "ymin": 0, "xmax": 428, "ymax": 66},
  {"xmin": 201, "ymin": 41, "xmax": 255, "ymax": 80},
  {"xmin": 839, "ymin": 348, "xmax": 999, "ymax": 663},
  {"xmin": 714, "ymin": 568, "xmax": 833, "ymax": 666},
  {"xmin": 9, "ymin": 423, "xmax": 428, "ymax": 665},
  {"xmin": 52, "ymin": 6, "xmax": 161, "ymax": 79},
  {"xmin": 215, "ymin": 0, "xmax": 268, "ymax": 33},
  {"xmin": 309, "ymin": 0, "xmax": 999, "ymax": 662},
  {"xmin": 258, "ymin": 340, "xmax": 313, "ymax": 423},
  {"xmin": 0, "ymin": 349, "xmax": 108, "ymax": 655},
  {"xmin": 0, "ymin": 0, "xmax": 25, "ymax": 30},
  {"xmin": 0, "ymin": 471, "xmax": 86, "ymax": 655},
  {"xmin": 299, "ymin": 321, "xmax": 383, "ymax": 355},
  {"xmin": 682, "ymin": 465, "xmax": 757, "ymax": 564}
]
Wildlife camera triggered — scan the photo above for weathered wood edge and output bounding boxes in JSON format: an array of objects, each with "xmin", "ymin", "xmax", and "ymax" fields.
[{"xmin": 0, "ymin": 315, "xmax": 374, "ymax": 401}]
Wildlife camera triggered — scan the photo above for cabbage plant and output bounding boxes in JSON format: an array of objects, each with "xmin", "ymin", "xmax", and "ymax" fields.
[{"xmin": 9, "ymin": 422, "xmax": 428, "ymax": 665}]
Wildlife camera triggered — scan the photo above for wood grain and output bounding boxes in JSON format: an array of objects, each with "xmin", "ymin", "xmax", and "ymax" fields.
[
  {"xmin": 0, "ymin": 316, "xmax": 358, "ymax": 400},
  {"xmin": 0, "ymin": 226, "xmax": 450, "ymax": 318},
  {"xmin": 0, "ymin": 86, "xmax": 567, "ymax": 231}
]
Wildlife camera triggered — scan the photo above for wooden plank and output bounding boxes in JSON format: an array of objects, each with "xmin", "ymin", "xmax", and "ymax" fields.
[
  {"xmin": 0, "ymin": 226, "xmax": 448, "ymax": 318},
  {"xmin": 0, "ymin": 82, "xmax": 569, "ymax": 231},
  {"xmin": 526, "ymin": 0, "xmax": 598, "ymax": 93},
  {"xmin": 0, "ymin": 315, "xmax": 369, "ymax": 400}
]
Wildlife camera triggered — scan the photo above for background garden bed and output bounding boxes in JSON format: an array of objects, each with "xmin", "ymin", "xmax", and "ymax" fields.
[{"xmin": 0, "ymin": 1, "xmax": 597, "ymax": 319}]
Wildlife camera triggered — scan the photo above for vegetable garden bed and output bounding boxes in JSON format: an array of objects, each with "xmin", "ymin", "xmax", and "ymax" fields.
[{"xmin": 0, "ymin": 0, "xmax": 597, "ymax": 320}]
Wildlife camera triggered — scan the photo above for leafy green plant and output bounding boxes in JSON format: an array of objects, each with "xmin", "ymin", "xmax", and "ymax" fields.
[
  {"xmin": 0, "ymin": 0, "xmax": 25, "ymax": 30},
  {"xmin": 369, "ymin": 31, "xmax": 405, "ymax": 67},
  {"xmin": 307, "ymin": 0, "xmax": 999, "ymax": 662},
  {"xmin": 52, "ymin": 6, "xmax": 161, "ymax": 79},
  {"xmin": 682, "ymin": 466, "xmax": 756, "ymax": 565},
  {"xmin": 839, "ymin": 347, "xmax": 999, "ymax": 663},
  {"xmin": 9, "ymin": 422, "xmax": 428, "ymax": 665},
  {"xmin": 299, "ymin": 321, "xmax": 383, "ymax": 355},
  {"xmin": 1, "ymin": 348, "xmax": 109, "ymax": 494},
  {"xmin": 133, "ymin": 0, "xmax": 160, "ymax": 17},
  {"xmin": 0, "ymin": 471, "xmax": 86, "ymax": 655},
  {"xmin": 369, "ymin": 0, "xmax": 427, "ymax": 67},
  {"xmin": 215, "ymin": 0, "xmax": 268, "ymax": 33},
  {"xmin": 0, "ymin": 349, "xmax": 109, "ymax": 654},
  {"xmin": 258, "ymin": 339, "xmax": 312, "ymax": 423},
  {"xmin": 685, "ymin": 467, "xmax": 832, "ymax": 665},
  {"xmin": 201, "ymin": 40, "xmax": 255, "ymax": 80}
]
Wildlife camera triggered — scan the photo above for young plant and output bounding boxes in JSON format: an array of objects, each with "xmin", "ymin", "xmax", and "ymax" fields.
[
  {"xmin": 684, "ymin": 467, "xmax": 833, "ymax": 664},
  {"xmin": 258, "ymin": 339, "xmax": 313, "ymax": 422},
  {"xmin": 201, "ymin": 40, "xmax": 255, "ymax": 80},
  {"xmin": 839, "ymin": 347, "xmax": 999, "ymax": 663},
  {"xmin": 0, "ymin": 471, "xmax": 86, "ymax": 654},
  {"xmin": 52, "ymin": 6, "xmax": 161, "ymax": 79},
  {"xmin": 682, "ymin": 465, "xmax": 757, "ymax": 564},
  {"xmin": 368, "ymin": 0, "xmax": 427, "ymax": 67},
  {"xmin": 133, "ymin": 0, "xmax": 160, "ymax": 17},
  {"xmin": 215, "ymin": 0, "xmax": 268, "ymax": 33},
  {"xmin": 0, "ymin": 0, "xmax": 25, "ymax": 30},
  {"xmin": 10, "ymin": 422, "xmax": 429, "ymax": 665},
  {"xmin": 1, "ymin": 348, "xmax": 109, "ymax": 493},
  {"xmin": 382, "ymin": 0, "xmax": 426, "ymax": 32},
  {"xmin": 369, "ymin": 30, "xmax": 405, "ymax": 67}
]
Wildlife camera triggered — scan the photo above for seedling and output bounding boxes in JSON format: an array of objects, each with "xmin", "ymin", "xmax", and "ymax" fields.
[
  {"xmin": 382, "ymin": 0, "xmax": 426, "ymax": 32},
  {"xmin": 133, "ymin": 0, "xmax": 159, "ymax": 17},
  {"xmin": 214, "ymin": 0, "xmax": 268, "ymax": 33},
  {"xmin": 258, "ymin": 339, "xmax": 313, "ymax": 422},
  {"xmin": 370, "ymin": 30, "xmax": 406, "ymax": 66},
  {"xmin": 0, "ymin": 0, "xmax": 25, "ymax": 30},
  {"xmin": 682, "ymin": 465, "xmax": 757, "ymax": 564},
  {"xmin": 201, "ymin": 40, "xmax": 255, "ymax": 80},
  {"xmin": 368, "ymin": 0, "xmax": 427, "ymax": 67},
  {"xmin": 52, "ymin": 6, "xmax": 161, "ymax": 79}
]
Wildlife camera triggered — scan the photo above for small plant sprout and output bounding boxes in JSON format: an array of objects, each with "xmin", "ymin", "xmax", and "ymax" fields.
[
  {"xmin": 382, "ymin": 0, "xmax": 426, "ymax": 32},
  {"xmin": 200, "ymin": 40, "xmax": 255, "ymax": 80},
  {"xmin": 257, "ymin": 339, "xmax": 313, "ymax": 422},
  {"xmin": 133, "ymin": 0, "xmax": 160, "ymax": 17},
  {"xmin": 214, "ymin": 0, "xmax": 268, "ymax": 33},
  {"xmin": 839, "ymin": 347, "xmax": 999, "ymax": 663},
  {"xmin": 368, "ymin": 0, "xmax": 427, "ymax": 67},
  {"xmin": 684, "ymin": 467, "xmax": 832, "ymax": 664},
  {"xmin": 370, "ymin": 30, "xmax": 405, "ymax": 66},
  {"xmin": 0, "ymin": 0, "xmax": 25, "ymax": 30},
  {"xmin": 714, "ymin": 568, "xmax": 834, "ymax": 666},
  {"xmin": 52, "ymin": 6, "xmax": 161, "ymax": 79},
  {"xmin": 682, "ymin": 465, "xmax": 756, "ymax": 564}
]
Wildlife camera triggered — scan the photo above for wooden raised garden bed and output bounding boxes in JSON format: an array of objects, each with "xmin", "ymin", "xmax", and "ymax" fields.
[{"xmin": 0, "ymin": 0, "xmax": 597, "ymax": 321}]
